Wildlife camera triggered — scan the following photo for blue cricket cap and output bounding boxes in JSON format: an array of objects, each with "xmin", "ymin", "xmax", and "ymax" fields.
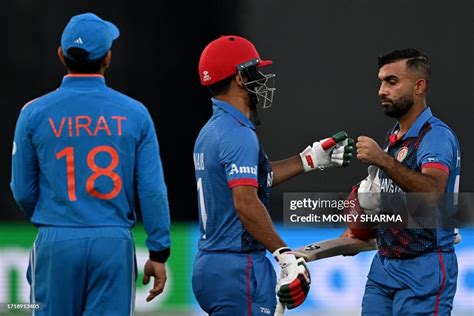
[{"xmin": 61, "ymin": 13, "xmax": 120, "ymax": 60}]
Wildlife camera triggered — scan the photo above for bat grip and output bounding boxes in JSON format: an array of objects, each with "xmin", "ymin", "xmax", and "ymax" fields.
[
  {"xmin": 274, "ymin": 302, "xmax": 285, "ymax": 316},
  {"xmin": 321, "ymin": 138, "xmax": 336, "ymax": 150},
  {"xmin": 321, "ymin": 131, "xmax": 348, "ymax": 150}
]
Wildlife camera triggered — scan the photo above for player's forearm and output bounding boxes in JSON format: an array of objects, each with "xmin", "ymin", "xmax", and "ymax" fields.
[
  {"xmin": 380, "ymin": 155, "xmax": 445, "ymax": 193},
  {"xmin": 234, "ymin": 198, "xmax": 286, "ymax": 252},
  {"xmin": 270, "ymin": 155, "xmax": 304, "ymax": 187},
  {"xmin": 140, "ymin": 191, "xmax": 171, "ymax": 262},
  {"xmin": 10, "ymin": 182, "xmax": 38, "ymax": 217},
  {"xmin": 11, "ymin": 124, "xmax": 40, "ymax": 217}
]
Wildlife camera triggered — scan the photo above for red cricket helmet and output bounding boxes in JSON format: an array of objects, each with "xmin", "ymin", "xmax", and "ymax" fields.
[{"xmin": 198, "ymin": 35, "xmax": 273, "ymax": 86}]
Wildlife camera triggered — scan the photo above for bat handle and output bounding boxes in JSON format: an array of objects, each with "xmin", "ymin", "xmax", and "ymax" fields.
[
  {"xmin": 321, "ymin": 131, "xmax": 348, "ymax": 150},
  {"xmin": 274, "ymin": 302, "xmax": 285, "ymax": 316}
]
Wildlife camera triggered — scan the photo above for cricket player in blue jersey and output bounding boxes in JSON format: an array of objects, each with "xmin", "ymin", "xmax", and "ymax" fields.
[
  {"xmin": 350, "ymin": 49, "xmax": 461, "ymax": 315},
  {"xmin": 192, "ymin": 35, "xmax": 354, "ymax": 315},
  {"xmin": 10, "ymin": 13, "xmax": 170, "ymax": 315}
]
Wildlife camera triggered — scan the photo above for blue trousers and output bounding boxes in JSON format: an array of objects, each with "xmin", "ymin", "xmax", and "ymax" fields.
[
  {"xmin": 192, "ymin": 251, "xmax": 277, "ymax": 316},
  {"xmin": 27, "ymin": 227, "xmax": 136, "ymax": 316},
  {"xmin": 362, "ymin": 251, "xmax": 457, "ymax": 316}
]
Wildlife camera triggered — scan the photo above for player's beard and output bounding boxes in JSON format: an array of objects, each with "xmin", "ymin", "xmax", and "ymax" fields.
[
  {"xmin": 249, "ymin": 93, "xmax": 261, "ymax": 125},
  {"xmin": 381, "ymin": 93, "xmax": 414, "ymax": 119}
]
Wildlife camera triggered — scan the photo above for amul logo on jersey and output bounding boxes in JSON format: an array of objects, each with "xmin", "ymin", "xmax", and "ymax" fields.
[{"xmin": 229, "ymin": 164, "xmax": 257, "ymax": 176}]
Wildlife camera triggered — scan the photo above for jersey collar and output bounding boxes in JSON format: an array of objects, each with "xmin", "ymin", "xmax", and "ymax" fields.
[
  {"xmin": 390, "ymin": 106, "xmax": 433, "ymax": 140},
  {"xmin": 211, "ymin": 98, "xmax": 255, "ymax": 130},
  {"xmin": 61, "ymin": 74, "xmax": 106, "ymax": 88}
]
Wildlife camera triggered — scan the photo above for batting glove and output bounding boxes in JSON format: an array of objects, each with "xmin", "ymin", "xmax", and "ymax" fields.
[
  {"xmin": 299, "ymin": 131, "xmax": 354, "ymax": 172},
  {"xmin": 273, "ymin": 247, "xmax": 311, "ymax": 309}
]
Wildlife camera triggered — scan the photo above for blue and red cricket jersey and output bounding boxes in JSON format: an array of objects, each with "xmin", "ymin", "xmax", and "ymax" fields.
[
  {"xmin": 377, "ymin": 107, "xmax": 461, "ymax": 258},
  {"xmin": 362, "ymin": 107, "xmax": 460, "ymax": 315},
  {"xmin": 193, "ymin": 98, "xmax": 273, "ymax": 253},
  {"xmin": 192, "ymin": 98, "xmax": 277, "ymax": 315}
]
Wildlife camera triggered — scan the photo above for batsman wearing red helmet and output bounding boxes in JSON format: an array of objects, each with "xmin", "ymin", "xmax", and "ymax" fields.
[{"xmin": 192, "ymin": 35, "xmax": 354, "ymax": 315}]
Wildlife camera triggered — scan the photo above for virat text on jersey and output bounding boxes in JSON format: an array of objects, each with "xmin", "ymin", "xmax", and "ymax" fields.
[{"xmin": 48, "ymin": 115, "xmax": 127, "ymax": 137}]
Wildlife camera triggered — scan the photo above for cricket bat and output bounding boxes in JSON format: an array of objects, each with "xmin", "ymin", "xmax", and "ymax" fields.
[
  {"xmin": 291, "ymin": 237, "xmax": 377, "ymax": 262},
  {"xmin": 274, "ymin": 237, "xmax": 377, "ymax": 315}
]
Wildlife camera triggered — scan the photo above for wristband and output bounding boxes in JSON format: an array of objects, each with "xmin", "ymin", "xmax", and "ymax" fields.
[{"xmin": 149, "ymin": 248, "xmax": 170, "ymax": 263}]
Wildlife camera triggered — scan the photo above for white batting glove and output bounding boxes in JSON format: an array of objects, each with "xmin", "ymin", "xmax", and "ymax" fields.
[
  {"xmin": 358, "ymin": 165, "xmax": 381, "ymax": 214},
  {"xmin": 454, "ymin": 228, "xmax": 462, "ymax": 244},
  {"xmin": 273, "ymin": 247, "xmax": 311, "ymax": 310},
  {"xmin": 299, "ymin": 131, "xmax": 354, "ymax": 172}
]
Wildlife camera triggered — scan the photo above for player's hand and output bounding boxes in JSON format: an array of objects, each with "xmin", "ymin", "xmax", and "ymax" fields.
[
  {"xmin": 330, "ymin": 137, "xmax": 354, "ymax": 167},
  {"xmin": 356, "ymin": 136, "xmax": 389, "ymax": 167},
  {"xmin": 340, "ymin": 229, "xmax": 360, "ymax": 256},
  {"xmin": 273, "ymin": 247, "xmax": 311, "ymax": 309},
  {"xmin": 340, "ymin": 228, "xmax": 356, "ymax": 238},
  {"xmin": 300, "ymin": 131, "xmax": 354, "ymax": 172},
  {"xmin": 142, "ymin": 259, "xmax": 167, "ymax": 302}
]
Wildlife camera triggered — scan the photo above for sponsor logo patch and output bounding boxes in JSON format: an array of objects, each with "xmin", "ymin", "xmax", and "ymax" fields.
[{"xmin": 228, "ymin": 164, "xmax": 257, "ymax": 176}]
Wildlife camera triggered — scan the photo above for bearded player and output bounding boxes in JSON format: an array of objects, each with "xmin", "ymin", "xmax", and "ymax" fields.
[
  {"xmin": 352, "ymin": 49, "xmax": 461, "ymax": 315},
  {"xmin": 192, "ymin": 35, "xmax": 354, "ymax": 315}
]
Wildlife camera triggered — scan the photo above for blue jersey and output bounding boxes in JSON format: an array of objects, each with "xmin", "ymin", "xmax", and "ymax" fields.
[
  {"xmin": 10, "ymin": 75, "xmax": 170, "ymax": 253},
  {"xmin": 193, "ymin": 98, "xmax": 273, "ymax": 252},
  {"xmin": 377, "ymin": 107, "xmax": 461, "ymax": 258}
]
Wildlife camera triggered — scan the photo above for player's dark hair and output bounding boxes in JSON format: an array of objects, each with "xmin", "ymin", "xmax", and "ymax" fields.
[
  {"xmin": 208, "ymin": 76, "xmax": 234, "ymax": 96},
  {"xmin": 64, "ymin": 47, "xmax": 107, "ymax": 73},
  {"xmin": 378, "ymin": 49, "xmax": 431, "ymax": 85}
]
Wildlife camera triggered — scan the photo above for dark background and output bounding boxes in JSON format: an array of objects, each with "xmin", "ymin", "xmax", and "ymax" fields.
[{"xmin": 1, "ymin": 0, "xmax": 472, "ymax": 221}]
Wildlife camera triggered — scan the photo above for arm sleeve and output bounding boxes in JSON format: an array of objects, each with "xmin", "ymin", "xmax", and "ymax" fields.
[
  {"xmin": 136, "ymin": 110, "xmax": 171, "ymax": 262},
  {"xmin": 219, "ymin": 127, "xmax": 260, "ymax": 188},
  {"xmin": 417, "ymin": 127, "xmax": 457, "ymax": 174},
  {"xmin": 10, "ymin": 109, "xmax": 39, "ymax": 217}
]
